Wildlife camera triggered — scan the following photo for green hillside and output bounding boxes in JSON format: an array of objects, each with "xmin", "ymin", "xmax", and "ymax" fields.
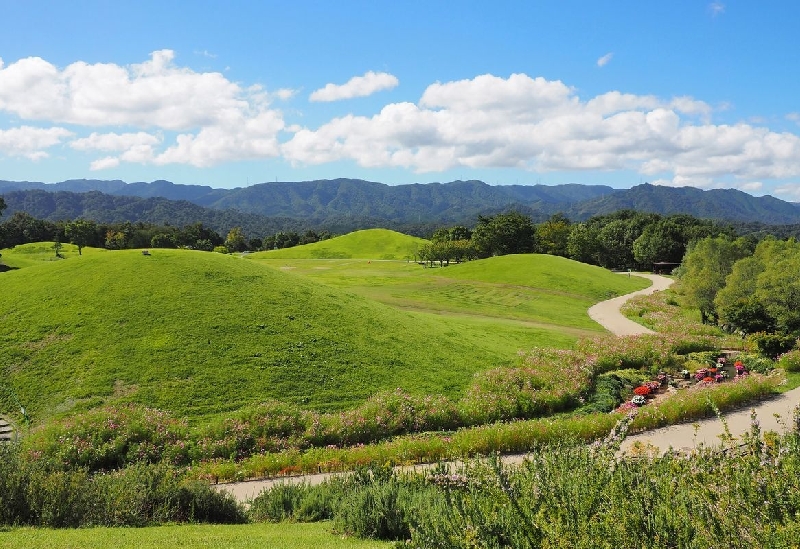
[
  {"xmin": 0, "ymin": 249, "xmax": 512, "ymax": 422},
  {"xmin": 441, "ymin": 254, "xmax": 648, "ymax": 301},
  {"xmin": 0, "ymin": 241, "xmax": 97, "ymax": 269},
  {"xmin": 252, "ymin": 254, "xmax": 650, "ymax": 334},
  {"xmin": 255, "ymin": 228, "xmax": 427, "ymax": 259}
]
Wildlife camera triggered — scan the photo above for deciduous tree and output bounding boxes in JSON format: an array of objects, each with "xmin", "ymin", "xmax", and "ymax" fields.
[
  {"xmin": 679, "ymin": 236, "xmax": 751, "ymax": 323},
  {"xmin": 471, "ymin": 212, "xmax": 535, "ymax": 257},
  {"xmin": 64, "ymin": 219, "xmax": 99, "ymax": 255}
]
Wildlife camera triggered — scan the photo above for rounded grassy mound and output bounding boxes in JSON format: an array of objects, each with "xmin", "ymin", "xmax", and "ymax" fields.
[
  {"xmin": 0, "ymin": 249, "xmax": 507, "ymax": 422},
  {"xmin": 440, "ymin": 254, "xmax": 651, "ymax": 301},
  {"xmin": 252, "ymin": 228, "xmax": 427, "ymax": 259}
]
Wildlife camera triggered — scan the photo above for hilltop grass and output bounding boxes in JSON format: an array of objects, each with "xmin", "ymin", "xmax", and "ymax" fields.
[
  {"xmin": 1, "ymin": 523, "xmax": 390, "ymax": 549},
  {"xmin": 0, "ymin": 249, "xmax": 519, "ymax": 422},
  {"xmin": 255, "ymin": 228, "xmax": 427, "ymax": 260},
  {"xmin": 0, "ymin": 241, "xmax": 98, "ymax": 269},
  {"xmin": 251, "ymin": 254, "xmax": 649, "ymax": 333}
]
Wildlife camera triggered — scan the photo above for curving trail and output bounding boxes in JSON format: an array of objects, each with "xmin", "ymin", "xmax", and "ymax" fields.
[
  {"xmin": 588, "ymin": 273, "xmax": 673, "ymax": 336},
  {"xmin": 215, "ymin": 273, "xmax": 800, "ymax": 502}
]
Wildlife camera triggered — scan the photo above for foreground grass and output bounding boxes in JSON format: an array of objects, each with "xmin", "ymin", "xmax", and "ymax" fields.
[{"xmin": 0, "ymin": 522, "xmax": 389, "ymax": 549}]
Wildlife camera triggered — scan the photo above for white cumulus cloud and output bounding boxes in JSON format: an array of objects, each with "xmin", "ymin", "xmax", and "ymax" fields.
[
  {"xmin": 0, "ymin": 125, "xmax": 73, "ymax": 160},
  {"xmin": 309, "ymin": 71, "xmax": 399, "ymax": 102},
  {"xmin": 283, "ymin": 73, "xmax": 800, "ymax": 187},
  {"xmin": 0, "ymin": 50, "xmax": 286, "ymax": 168},
  {"xmin": 70, "ymin": 131, "xmax": 161, "ymax": 152},
  {"xmin": 709, "ymin": 2, "xmax": 725, "ymax": 17}
]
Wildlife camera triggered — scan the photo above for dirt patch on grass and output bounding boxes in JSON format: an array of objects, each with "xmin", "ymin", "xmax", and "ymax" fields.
[{"xmin": 22, "ymin": 333, "xmax": 73, "ymax": 351}]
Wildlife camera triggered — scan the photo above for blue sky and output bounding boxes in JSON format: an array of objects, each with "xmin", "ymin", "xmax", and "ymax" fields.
[{"xmin": 1, "ymin": 1, "xmax": 799, "ymax": 198}]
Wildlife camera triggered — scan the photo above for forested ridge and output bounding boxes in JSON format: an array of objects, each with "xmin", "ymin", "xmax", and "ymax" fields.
[{"xmin": 3, "ymin": 178, "xmax": 799, "ymax": 227}]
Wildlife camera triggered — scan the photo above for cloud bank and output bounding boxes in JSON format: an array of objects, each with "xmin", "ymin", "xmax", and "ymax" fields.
[{"xmin": 1, "ymin": 51, "xmax": 800, "ymax": 194}]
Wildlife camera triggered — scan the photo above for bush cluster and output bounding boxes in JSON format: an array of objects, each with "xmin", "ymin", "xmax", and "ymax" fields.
[
  {"xmin": 0, "ymin": 444, "xmax": 244, "ymax": 528},
  {"xmin": 247, "ymin": 417, "xmax": 800, "ymax": 548},
  {"xmin": 248, "ymin": 465, "xmax": 441, "ymax": 541}
]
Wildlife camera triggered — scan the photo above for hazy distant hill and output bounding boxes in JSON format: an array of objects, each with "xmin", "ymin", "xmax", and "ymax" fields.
[
  {"xmin": 566, "ymin": 183, "xmax": 800, "ymax": 224},
  {"xmin": 0, "ymin": 189, "xmax": 308, "ymax": 237},
  {"xmin": 202, "ymin": 179, "xmax": 616, "ymax": 221},
  {"xmin": 2, "ymin": 178, "xmax": 800, "ymax": 227}
]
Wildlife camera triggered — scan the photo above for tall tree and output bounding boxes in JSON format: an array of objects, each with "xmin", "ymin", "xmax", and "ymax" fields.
[
  {"xmin": 224, "ymin": 227, "xmax": 248, "ymax": 253},
  {"xmin": 566, "ymin": 223, "xmax": 601, "ymax": 265},
  {"xmin": 536, "ymin": 213, "xmax": 571, "ymax": 257},
  {"xmin": 679, "ymin": 236, "xmax": 751, "ymax": 323},
  {"xmin": 471, "ymin": 212, "xmax": 536, "ymax": 257},
  {"xmin": 714, "ymin": 238, "xmax": 799, "ymax": 335},
  {"xmin": 65, "ymin": 219, "xmax": 98, "ymax": 255},
  {"xmin": 0, "ymin": 196, "xmax": 6, "ymax": 219}
]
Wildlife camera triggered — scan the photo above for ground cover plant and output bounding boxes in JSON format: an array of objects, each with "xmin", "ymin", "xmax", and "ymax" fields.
[
  {"xmin": 0, "ymin": 241, "xmax": 95, "ymax": 269},
  {"xmin": 1, "ymin": 244, "xmax": 796, "ymax": 549},
  {"xmin": 1, "ymin": 243, "xmax": 647, "ymax": 427},
  {"xmin": 250, "ymin": 253, "xmax": 649, "ymax": 335}
]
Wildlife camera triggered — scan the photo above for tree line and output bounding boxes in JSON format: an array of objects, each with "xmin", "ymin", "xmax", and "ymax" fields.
[
  {"xmin": 680, "ymin": 235, "xmax": 800, "ymax": 354},
  {"xmin": 0, "ymin": 200, "xmax": 778, "ymax": 279},
  {"xmin": 0, "ymin": 208, "xmax": 333, "ymax": 255},
  {"xmin": 417, "ymin": 210, "xmax": 734, "ymax": 270}
]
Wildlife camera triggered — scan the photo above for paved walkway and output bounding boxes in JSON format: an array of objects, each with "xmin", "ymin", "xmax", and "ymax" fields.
[
  {"xmin": 215, "ymin": 273, "xmax": 800, "ymax": 503},
  {"xmin": 588, "ymin": 273, "xmax": 673, "ymax": 336}
]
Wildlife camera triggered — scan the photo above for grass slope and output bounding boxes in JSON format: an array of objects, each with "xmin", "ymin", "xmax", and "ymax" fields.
[
  {"xmin": 251, "ymin": 254, "xmax": 650, "ymax": 337},
  {"xmin": 2, "ymin": 523, "xmax": 389, "ymax": 549},
  {"xmin": 0, "ymin": 249, "xmax": 512, "ymax": 422},
  {"xmin": 255, "ymin": 228, "xmax": 427, "ymax": 259}
]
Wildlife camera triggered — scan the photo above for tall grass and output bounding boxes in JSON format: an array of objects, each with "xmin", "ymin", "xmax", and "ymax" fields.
[{"xmin": 242, "ymin": 412, "xmax": 800, "ymax": 547}]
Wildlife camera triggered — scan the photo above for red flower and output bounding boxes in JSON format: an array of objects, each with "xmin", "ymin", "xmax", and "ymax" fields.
[
  {"xmin": 633, "ymin": 386, "xmax": 651, "ymax": 396},
  {"xmin": 702, "ymin": 376, "xmax": 715, "ymax": 383}
]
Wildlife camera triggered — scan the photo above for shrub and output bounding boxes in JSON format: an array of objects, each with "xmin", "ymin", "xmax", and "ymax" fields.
[
  {"xmin": 749, "ymin": 332, "xmax": 798, "ymax": 358},
  {"xmin": 0, "ymin": 446, "xmax": 245, "ymax": 528},
  {"xmin": 736, "ymin": 352, "xmax": 776, "ymax": 375},
  {"xmin": 778, "ymin": 349, "xmax": 800, "ymax": 373},
  {"xmin": 402, "ymin": 426, "xmax": 800, "ymax": 548},
  {"xmin": 248, "ymin": 482, "xmax": 310, "ymax": 522},
  {"xmin": 22, "ymin": 405, "xmax": 191, "ymax": 472}
]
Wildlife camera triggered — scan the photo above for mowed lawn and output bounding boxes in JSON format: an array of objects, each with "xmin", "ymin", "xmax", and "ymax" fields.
[
  {"xmin": 0, "ymin": 248, "xmax": 533, "ymax": 421},
  {"xmin": 250, "ymin": 253, "xmax": 650, "ymax": 342},
  {"xmin": 1, "ymin": 523, "xmax": 390, "ymax": 549},
  {"xmin": 1, "ymin": 233, "xmax": 648, "ymax": 423}
]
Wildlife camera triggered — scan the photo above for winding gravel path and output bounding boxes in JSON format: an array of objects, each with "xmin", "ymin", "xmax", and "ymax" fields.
[
  {"xmin": 588, "ymin": 273, "xmax": 673, "ymax": 336},
  {"xmin": 215, "ymin": 273, "xmax": 800, "ymax": 503}
]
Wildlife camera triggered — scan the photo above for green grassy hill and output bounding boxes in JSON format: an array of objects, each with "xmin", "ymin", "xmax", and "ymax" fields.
[
  {"xmin": 252, "ymin": 254, "xmax": 650, "ymax": 336},
  {"xmin": 441, "ymin": 254, "xmax": 646, "ymax": 301},
  {"xmin": 255, "ymin": 228, "xmax": 427, "ymax": 259},
  {"xmin": 0, "ymin": 249, "xmax": 513, "ymax": 422},
  {"xmin": 0, "ymin": 241, "xmax": 97, "ymax": 269}
]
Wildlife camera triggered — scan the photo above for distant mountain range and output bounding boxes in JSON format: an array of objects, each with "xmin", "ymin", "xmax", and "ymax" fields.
[{"xmin": 2, "ymin": 178, "xmax": 800, "ymax": 234}]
